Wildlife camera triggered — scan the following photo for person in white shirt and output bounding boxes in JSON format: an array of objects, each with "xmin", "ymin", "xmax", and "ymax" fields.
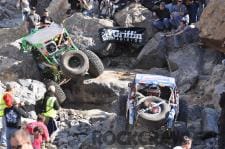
[{"xmin": 173, "ymin": 136, "xmax": 192, "ymax": 149}]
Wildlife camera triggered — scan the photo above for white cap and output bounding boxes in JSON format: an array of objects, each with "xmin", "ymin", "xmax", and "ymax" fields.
[
  {"xmin": 14, "ymin": 97, "xmax": 21, "ymax": 104},
  {"xmin": 48, "ymin": 85, "xmax": 56, "ymax": 93}
]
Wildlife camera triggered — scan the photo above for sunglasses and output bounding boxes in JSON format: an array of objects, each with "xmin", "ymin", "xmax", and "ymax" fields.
[
  {"xmin": 11, "ymin": 145, "xmax": 22, "ymax": 149},
  {"xmin": 178, "ymin": 1, "xmax": 182, "ymax": 2}
]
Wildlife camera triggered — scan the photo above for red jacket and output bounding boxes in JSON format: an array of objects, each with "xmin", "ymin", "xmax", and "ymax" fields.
[{"xmin": 3, "ymin": 92, "xmax": 13, "ymax": 107}]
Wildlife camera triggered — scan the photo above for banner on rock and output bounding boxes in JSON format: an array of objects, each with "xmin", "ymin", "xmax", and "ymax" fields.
[{"xmin": 99, "ymin": 27, "xmax": 145, "ymax": 44}]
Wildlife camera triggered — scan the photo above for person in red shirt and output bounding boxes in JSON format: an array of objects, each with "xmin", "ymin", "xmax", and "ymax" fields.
[
  {"xmin": 0, "ymin": 84, "xmax": 14, "ymax": 147},
  {"xmin": 26, "ymin": 114, "xmax": 49, "ymax": 149}
]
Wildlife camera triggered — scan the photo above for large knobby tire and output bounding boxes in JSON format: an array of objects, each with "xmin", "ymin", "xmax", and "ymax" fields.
[
  {"xmin": 61, "ymin": 50, "xmax": 89, "ymax": 78},
  {"xmin": 46, "ymin": 80, "xmax": 66, "ymax": 104},
  {"xmin": 137, "ymin": 96, "xmax": 170, "ymax": 122},
  {"xmin": 177, "ymin": 99, "xmax": 188, "ymax": 124},
  {"xmin": 81, "ymin": 50, "xmax": 104, "ymax": 78}
]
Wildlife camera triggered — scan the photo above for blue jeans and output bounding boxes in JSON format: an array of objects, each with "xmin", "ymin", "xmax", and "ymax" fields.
[
  {"xmin": 170, "ymin": 15, "xmax": 183, "ymax": 29},
  {"xmin": 0, "ymin": 117, "xmax": 7, "ymax": 146},
  {"xmin": 153, "ymin": 18, "xmax": 170, "ymax": 31},
  {"xmin": 6, "ymin": 127, "xmax": 18, "ymax": 149},
  {"xmin": 166, "ymin": 108, "xmax": 176, "ymax": 129}
]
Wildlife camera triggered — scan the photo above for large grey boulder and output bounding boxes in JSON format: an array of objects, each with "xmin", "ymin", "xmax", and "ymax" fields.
[
  {"xmin": 65, "ymin": 70, "xmax": 132, "ymax": 104},
  {"xmin": 0, "ymin": 44, "xmax": 40, "ymax": 81},
  {"xmin": 201, "ymin": 108, "xmax": 219, "ymax": 138},
  {"xmin": 114, "ymin": 3, "xmax": 157, "ymax": 40},
  {"xmin": 0, "ymin": 79, "xmax": 46, "ymax": 105},
  {"xmin": 114, "ymin": 3, "xmax": 156, "ymax": 41},
  {"xmin": 169, "ymin": 43, "xmax": 201, "ymax": 92},
  {"xmin": 63, "ymin": 13, "xmax": 114, "ymax": 57},
  {"xmin": 134, "ymin": 32, "xmax": 167, "ymax": 69}
]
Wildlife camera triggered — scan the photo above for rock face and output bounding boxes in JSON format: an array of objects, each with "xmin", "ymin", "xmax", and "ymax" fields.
[
  {"xmin": 0, "ymin": 79, "xmax": 46, "ymax": 105},
  {"xmin": 0, "ymin": 43, "xmax": 40, "ymax": 81},
  {"xmin": 65, "ymin": 70, "xmax": 132, "ymax": 104},
  {"xmin": 114, "ymin": 3, "xmax": 157, "ymax": 40},
  {"xmin": 0, "ymin": 0, "xmax": 22, "ymax": 28},
  {"xmin": 201, "ymin": 108, "xmax": 219, "ymax": 138},
  {"xmin": 0, "ymin": 25, "xmax": 27, "ymax": 48},
  {"xmin": 63, "ymin": 13, "xmax": 114, "ymax": 57},
  {"xmin": 135, "ymin": 32, "xmax": 167, "ymax": 69},
  {"xmin": 199, "ymin": 0, "xmax": 225, "ymax": 51},
  {"xmin": 55, "ymin": 109, "xmax": 117, "ymax": 149},
  {"xmin": 47, "ymin": 0, "xmax": 70, "ymax": 23}
]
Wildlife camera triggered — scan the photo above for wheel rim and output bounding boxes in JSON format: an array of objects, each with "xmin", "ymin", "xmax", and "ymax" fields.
[{"xmin": 68, "ymin": 56, "xmax": 82, "ymax": 68}]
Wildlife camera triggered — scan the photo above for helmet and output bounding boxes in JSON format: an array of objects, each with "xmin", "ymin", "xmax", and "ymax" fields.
[{"xmin": 48, "ymin": 85, "xmax": 56, "ymax": 93}]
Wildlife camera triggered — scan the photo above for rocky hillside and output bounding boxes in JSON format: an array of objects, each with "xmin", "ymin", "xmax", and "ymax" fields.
[{"xmin": 0, "ymin": 0, "xmax": 224, "ymax": 148}]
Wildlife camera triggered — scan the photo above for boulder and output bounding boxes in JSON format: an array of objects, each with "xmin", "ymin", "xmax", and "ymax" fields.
[
  {"xmin": 134, "ymin": 32, "xmax": 167, "ymax": 69},
  {"xmin": 0, "ymin": 44, "xmax": 40, "ymax": 81},
  {"xmin": 0, "ymin": 25, "xmax": 27, "ymax": 48},
  {"xmin": 63, "ymin": 13, "xmax": 114, "ymax": 57},
  {"xmin": 199, "ymin": 0, "xmax": 225, "ymax": 51},
  {"xmin": 0, "ymin": 79, "xmax": 46, "ymax": 105},
  {"xmin": 47, "ymin": 0, "xmax": 70, "ymax": 23},
  {"xmin": 114, "ymin": 3, "xmax": 157, "ymax": 40},
  {"xmin": 169, "ymin": 43, "xmax": 201, "ymax": 92},
  {"xmin": 65, "ymin": 70, "xmax": 132, "ymax": 104},
  {"xmin": 201, "ymin": 108, "xmax": 219, "ymax": 138},
  {"xmin": 0, "ymin": 0, "xmax": 22, "ymax": 28}
]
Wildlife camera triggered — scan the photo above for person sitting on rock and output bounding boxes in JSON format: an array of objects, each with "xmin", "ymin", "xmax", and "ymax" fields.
[
  {"xmin": 26, "ymin": 7, "xmax": 40, "ymax": 33},
  {"xmin": 16, "ymin": 0, "xmax": 31, "ymax": 21},
  {"xmin": 41, "ymin": 86, "xmax": 60, "ymax": 141},
  {"xmin": 80, "ymin": 0, "xmax": 99, "ymax": 16},
  {"xmin": 173, "ymin": 136, "xmax": 192, "ymax": 149},
  {"xmin": 40, "ymin": 9, "xmax": 53, "ymax": 28},
  {"xmin": 170, "ymin": 0, "xmax": 187, "ymax": 28},
  {"xmin": 152, "ymin": 2, "xmax": 171, "ymax": 31}
]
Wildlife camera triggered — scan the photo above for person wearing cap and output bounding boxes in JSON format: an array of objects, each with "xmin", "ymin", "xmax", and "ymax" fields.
[
  {"xmin": 0, "ymin": 84, "xmax": 14, "ymax": 147},
  {"xmin": 16, "ymin": 0, "xmax": 31, "ymax": 21},
  {"xmin": 42, "ymin": 85, "xmax": 60, "ymax": 137},
  {"xmin": 26, "ymin": 7, "xmax": 40, "ymax": 33},
  {"xmin": 152, "ymin": 2, "xmax": 171, "ymax": 31},
  {"xmin": 40, "ymin": 9, "xmax": 53, "ymax": 28},
  {"xmin": 4, "ymin": 98, "xmax": 29, "ymax": 148},
  {"xmin": 170, "ymin": 0, "xmax": 188, "ymax": 28}
]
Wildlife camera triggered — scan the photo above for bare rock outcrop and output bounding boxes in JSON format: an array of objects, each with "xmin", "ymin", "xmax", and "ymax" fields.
[
  {"xmin": 199, "ymin": 0, "xmax": 225, "ymax": 51},
  {"xmin": 114, "ymin": 3, "xmax": 157, "ymax": 40},
  {"xmin": 63, "ymin": 13, "xmax": 114, "ymax": 56}
]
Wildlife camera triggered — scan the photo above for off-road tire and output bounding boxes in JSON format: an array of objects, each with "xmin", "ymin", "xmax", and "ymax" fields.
[
  {"xmin": 118, "ymin": 94, "xmax": 128, "ymax": 116},
  {"xmin": 61, "ymin": 50, "xmax": 89, "ymax": 78},
  {"xmin": 177, "ymin": 99, "xmax": 188, "ymax": 124},
  {"xmin": 137, "ymin": 96, "xmax": 170, "ymax": 122},
  {"xmin": 81, "ymin": 50, "xmax": 104, "ymax": 78},
  {"xmin": 45, "ymin": 80, "xmax": 66, "ymax": 104}
]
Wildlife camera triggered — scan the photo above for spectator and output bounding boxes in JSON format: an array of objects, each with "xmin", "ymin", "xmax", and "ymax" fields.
[
  {"xmin": 42, "ymin": 86, "xmax": 60, "ymax": 138},
  {"xmin": 170, "ymin": 0, "xmax": 187, "ymax": 28},
  {"xmin": 80, "ymin": 0, "xmax": 99, "ymax": 16},
  {"xmin": 99, "ymin": 0, "xmax": 113, "ymax": 18},
  {"xmin": 26, "ymin": 114, "xmax": 49, "ymax": 148},
  {"xmin": 40, "ymin": 9, "xmax": 53, "ymax": 28},
  {"xmin": 152, "ymin": 2, "xmax": 171, "ymax": 31},
  {"xmin": 16, "ymin": 0, "xmax": 31, "ymax": 21},
  {"xmin": 187, "ymin": 0, "xmax": 199, "ymax": 23},
  {"xmin": 111, "ymin": 0, "xmax": 128, "ymax": 16},
  {"xmin": 165, "ymin": 0, "xmax": 176, "ymax": 12},
  {"xmin": 173, "ymin": 136, "xmax": 192, "ymax": 149},
  {"xmin": 218, "ymin": 92, "xmax": 225, "ymax": 149},
  {"xmin": 26, "ymin": 7, "xmax": 40, "ymax": 33},
  {"xmin": 0, "ymin": 84, "xmax": 14, "ymax": 147},
  {"xmin": 10, "ymin": 129, "xmax": 33, "ymax": 149},
  {"xmin": 4, "ymin": 98, "xmax": 29, "ymax": 148},
  {"xmin": 67, "ymin": 0, "xmax": 80, "ymax": 14}
]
